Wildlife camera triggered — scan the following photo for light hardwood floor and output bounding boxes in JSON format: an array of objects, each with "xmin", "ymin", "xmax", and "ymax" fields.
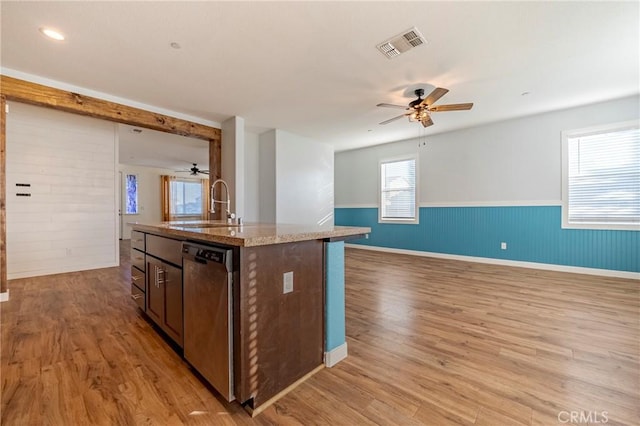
[{"xmin": 1, "ymin": 242, "xmax": 638, "ymax": 425}]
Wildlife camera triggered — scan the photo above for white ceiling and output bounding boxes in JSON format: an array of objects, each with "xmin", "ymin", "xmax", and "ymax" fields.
[
  {"xmin": 1, "ymin": 1, "xmax": 638, "ymax": 159},
  {"xmin": 118, "ymin": 124, "xmax": 209, "ymax": 172}
]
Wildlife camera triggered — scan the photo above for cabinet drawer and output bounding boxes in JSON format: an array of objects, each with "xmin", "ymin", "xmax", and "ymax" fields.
[
  {"xmin": 146, "ymin": 234, "xmax": 183, "ymax": 267},
  {"xmin": 131, "ymin": 266, "xmax": 145, "ymax": 292},
  {"xmin": 146, "ymin": 258, "xmax": 183, "ymax": 348},
  {"xmin": 131, "ymin": 248, "xmax": 145, "ymax": 272},
  {"xmin": 131, "ymin": 283, "xmax": 145, "ymax": 310},
  {"xmin": 131, "ymin": 231, "xmax": 145, "ymax": 251}
]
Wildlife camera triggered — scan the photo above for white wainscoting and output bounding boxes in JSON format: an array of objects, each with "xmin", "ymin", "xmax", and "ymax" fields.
[{"xmin": 6, "ymin": 102, "xmax": 119, "ymax": 279}]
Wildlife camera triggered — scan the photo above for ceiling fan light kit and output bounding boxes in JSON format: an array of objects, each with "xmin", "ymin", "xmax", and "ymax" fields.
[{"xmin": 377, "ymin": 87, "xmax": 473, "ymax": 128}]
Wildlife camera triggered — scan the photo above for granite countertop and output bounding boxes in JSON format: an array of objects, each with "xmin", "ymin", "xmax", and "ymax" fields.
[{"xmin": 129, "ymin": 220, "xmax": 370, "ymax": 247}]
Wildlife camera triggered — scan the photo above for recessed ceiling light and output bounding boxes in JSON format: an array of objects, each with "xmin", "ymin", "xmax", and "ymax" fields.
[
  {"xmin": 521, "ymin": 91, "xmax": 531, "ymax": 96},
  {"xmin": 170, "ymin": 42, "xmax": 181, "ymax": 49},
  {"xmin": 39, "ymin": 27, "xmax": 65, "ymax": 41}
]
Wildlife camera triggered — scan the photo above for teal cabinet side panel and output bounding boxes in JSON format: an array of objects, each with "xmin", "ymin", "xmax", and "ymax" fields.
[{"xmin": 325, "ymin": 241, "xmax": 346, "ymax": 352}]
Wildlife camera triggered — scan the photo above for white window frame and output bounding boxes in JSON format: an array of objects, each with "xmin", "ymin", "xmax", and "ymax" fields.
[
  {"xmin": 561, "ymin": 119, "xmax": 640, "ymax": 231},
  {"xmin": 378, "ymin": 155, "xmax": 419, "ymax": 224}
]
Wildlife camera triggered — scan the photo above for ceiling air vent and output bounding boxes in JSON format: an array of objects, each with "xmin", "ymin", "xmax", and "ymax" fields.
[{"xmin": 377, "ymin": 27, "xmax": 427, "ymax": 59}]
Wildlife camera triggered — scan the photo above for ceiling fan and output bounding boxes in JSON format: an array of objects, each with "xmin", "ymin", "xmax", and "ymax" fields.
[
  {"xmin": 176, "ymin": 163, "xmax": 209, "ymax": 176},
  {"xmin": 377, "ymin": 87, "xmax": 473, "ymax": 128}
]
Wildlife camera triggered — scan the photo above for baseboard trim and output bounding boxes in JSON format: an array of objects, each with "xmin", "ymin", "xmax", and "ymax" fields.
[
  {"xmin": 335, "ymin": 201, "xmax": 563, "ymax": 209},
  {"xmin": 324, "ymin": 342, "xmax": 348, "ymax": 367},
  {"xmin": 0, "ymin": 290, "xmax": 9, "ymax": 302},
  {"xmin": 345, "ymin": 244, "xmax": 640, "ymax": 280},
  {"xmin": 7, "ymin": 261, "xmax": 119, "ymax": 280},
  {"xmin": 245, "ymin": 364, "xmax": 324, "ymax": 417}
]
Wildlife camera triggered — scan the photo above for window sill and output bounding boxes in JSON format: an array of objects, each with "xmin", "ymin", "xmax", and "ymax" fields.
[
  {"xmin": 378, "ymin": 218, "xmax": 419, "ymax": 225},
  {"xmin": 562, "ymin": 221, "xmax": 640, "ymax": 231}
]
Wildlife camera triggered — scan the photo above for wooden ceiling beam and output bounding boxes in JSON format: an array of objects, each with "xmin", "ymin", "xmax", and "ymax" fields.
[{"xmin": 0, "ymin": 75, "xmax": 220, "ymax": 143}]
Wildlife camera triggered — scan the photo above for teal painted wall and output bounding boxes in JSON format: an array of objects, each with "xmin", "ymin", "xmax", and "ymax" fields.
[
  {"xmin": 325, "ymin": 241, "xmax": 346, "ymax": 352},
  {"xmin": 335, "ymin": 206, "xmax": 639, "ymax": 272}
]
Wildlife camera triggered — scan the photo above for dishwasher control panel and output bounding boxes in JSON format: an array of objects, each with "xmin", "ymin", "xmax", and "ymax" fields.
[{"xmin": 182, "ymin": 243, "xmax": 229, "ymax": 265}]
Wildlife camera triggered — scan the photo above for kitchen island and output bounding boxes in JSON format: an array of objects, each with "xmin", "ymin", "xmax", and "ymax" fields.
[{"xmin": 128, "ymin": 220, "xmax": 369, "ymax": 415}]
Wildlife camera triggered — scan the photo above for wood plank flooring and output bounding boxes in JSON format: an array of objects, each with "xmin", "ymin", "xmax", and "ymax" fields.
[{"xmin": 1, "ymin": 242, "xmax": 638, "ymax": 425}]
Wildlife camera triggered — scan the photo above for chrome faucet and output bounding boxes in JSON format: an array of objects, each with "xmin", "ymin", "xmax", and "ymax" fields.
[{"xmin": 210, "ymin": 179, "xmax": 235, "ymax": 223}]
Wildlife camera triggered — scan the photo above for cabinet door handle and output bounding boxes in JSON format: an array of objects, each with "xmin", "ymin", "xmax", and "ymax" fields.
[
  {"xmin": 154, "ymin": 265, "xmax": 160, "ymax": 288},
  {"xmin": 132, "ymin": 275, "xmax": 142, "ymax": 281},
  {"xmin": 131, "ymin": 294, "xmax": 143, "ymax": 300},
  {"xmin": 157, "ymin": 268, "xmax": 166, "ymax": 285}
]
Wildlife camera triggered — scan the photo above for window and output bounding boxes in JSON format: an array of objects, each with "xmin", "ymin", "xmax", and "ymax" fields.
[
  {"xmin": 125, "ymin": 174, "xmax": 138, "ymax": 214},
  {"xmin": 170, "ymin": 179, "xmax": 204, "ymax": 216},
  {"xmin": 161, "ymin": 176, "xmax": 209, "ymax": 221},
  {"xmin": 379, "ymin": 156, "xmax": 418, "ymax": 224},
  {"xmin": 562, "ymin": 120, "xmax": 640, "ymax": 230}
]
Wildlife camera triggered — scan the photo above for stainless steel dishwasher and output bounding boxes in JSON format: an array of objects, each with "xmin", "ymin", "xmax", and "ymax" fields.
[{"xmin": 182, "ymin": 242, "xmax": 234, "ymax": 401}]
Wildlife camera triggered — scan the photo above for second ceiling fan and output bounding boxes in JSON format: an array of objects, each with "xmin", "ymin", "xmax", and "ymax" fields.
[
  {"xmin": 176, "ymin": 163, "xmax": 209, "ymax": 176},
  {"xmin": 377, "ymin": 87, "xmax": 473, "ymax": 128}
]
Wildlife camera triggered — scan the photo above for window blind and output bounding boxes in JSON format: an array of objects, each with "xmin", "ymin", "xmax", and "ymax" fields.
[
  {"xmin": 567, "ymin": 126, "xmax": 639, "ymax": 225},
  {"xmin": 380, "ymin": 158, "xmax": 416, "ymax": 220}
]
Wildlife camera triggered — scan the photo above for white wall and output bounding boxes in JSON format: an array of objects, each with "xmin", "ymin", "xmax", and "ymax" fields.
[
  {"xmin": 335, "ymin": 95, "xmax": 640, "ymax": 206},
  {"xmin": 275, "ymin": 130, "xmax": 334, "ymax": 225},
  {"xmin": 118, "ymin": 164, "xmax": 176, "ymax": 239},
  {"xmin": 6, "ymin": 102, "xmax": 118, "ymax": 279},
  {"xmin": 221, "ymin": 116, "xmax": 245, "ymax": 218},
  {"xmin": 251, "ymin": 129, "xmax": 334, "ymax": 225},
  {"xmin": 258, "ymin": 130, "xmax": 277, "ymax": 223},
  {"xmin": 335, "ymin": 139, "xmax": 416, "ymax": 207},
  {"xmin": 243, "ymin": 131, "xmax": 260, "ymax": 222}
]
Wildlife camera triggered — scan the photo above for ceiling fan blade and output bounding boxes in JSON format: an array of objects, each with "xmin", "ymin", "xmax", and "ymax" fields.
[
  {"xmin": 429, "ymin": 103, "xmax": 474, "ymax": 112},
  {"xmin": 420, "ymin": 116, "xmax": 434, "ymax": 127},
  {"xmin": 420, "ymin": 87, "xmax": 449, "ymax": 107},
  {"xmin": 377, "ymin": 103, "xmax": 408, "ymax": 110},
  {"xmin": 379, "ymin": 114, "xmax": 407, "ymax": 125}
]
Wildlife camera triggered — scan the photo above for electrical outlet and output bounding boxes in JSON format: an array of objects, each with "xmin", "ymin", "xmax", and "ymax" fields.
[
  {"xmin": 501, "ymin": 242, "xmax": 507, "ymax": 250},
  {"xmin": 283, "ymin": 271, "xmax": 294, "ymax": 294}
]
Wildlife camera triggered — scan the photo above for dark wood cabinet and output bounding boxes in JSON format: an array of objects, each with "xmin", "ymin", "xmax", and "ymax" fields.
[
  {"xmin": 130, "ymin": 281, "xmax": 145, "ymax": 310},
  {"xmin": 146, "ymin": 234, "xmax": 182, "ymax": 265},
  {"xmin": 146, "ymin": 258, "xmax": 163, "ymax": 325},
  {"xmin": 146, "ymin": 256, "xmax": 183, "ymax": 347},
  {"xmin": 131, "ymin": 230, "xmax": 146, "ymax": 251},
  {"xmin": 131, "ymin": 247, "xmax": 145, "ymax": 272},
  {"xmin": 130, "ymin": 232, "xmax": 146, "ymax": 310},
  {"xmin": 130, "ymin": 266, "xmax": 145, "ymax": 310},
  {"xmin": 130, "ymin": 227, "xmax": 329, "ymax": 414},
  {"xmin": 235, "ymin": 240, "xmax": 324, "ymax": 408}
]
